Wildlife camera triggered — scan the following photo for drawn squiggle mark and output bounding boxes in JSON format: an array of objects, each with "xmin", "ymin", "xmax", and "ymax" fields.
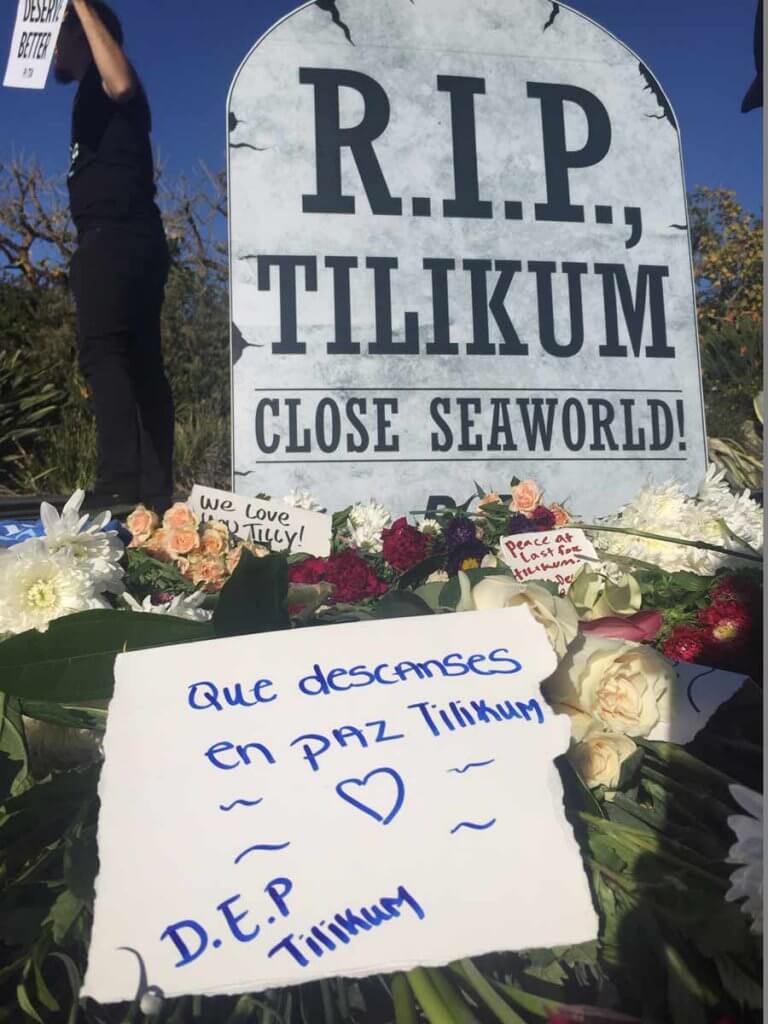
[
  {"xmin": 117, "ymin": 946, "xmax": 165, "ymax": 1009},
  {"xmin": 220, "ymin": 798, "xmax": 264, "ymax": 812},
  {"xmin": 230, "ymin": 142, "xmax": 270, "ymax": 152},
  {"xmin": 235, "ymin": 842, "xmax": 291, "ymax": 864},
  {"xmin": 448, "ymin": 759, "xmax": 495, "ymax": 775},
  {"xmin": 686, "ymin": 666, "xmax": 716, "ymax": 713},
  {"xmin": 450, "ymin": 818, "xmax": 497, "ymax": 834}
]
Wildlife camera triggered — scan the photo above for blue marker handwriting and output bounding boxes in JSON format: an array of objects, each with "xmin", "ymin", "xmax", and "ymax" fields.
[
  {"xmin": 291, "ymin": 718, "xmax": 404, "ymax": 772},
  {"xmin": 448, "ymin": 759, "xmax": 495, "ymax": 774},
  {"xmin": 267, "ymin": 884, "xmax": 424, "ymax": 968},
  {"xmin": 160, "ymin": 878, "xmax": 425, "ymax": 971},
  {"xmin": 450, "ymin": 818, "xmax": 497, "ymax": 834},
  {"xmin": 234, "ymin": 842, "xmax": 291, "ymax": 864},
  {"xmin": 188, "ymin": 679, "xmax": 277, "ymax": 712},
  {"xmin": 219, "ymin": 798, "xmax": 264, "ymax": 812},
  {"xmin": 161, "ymin": 876, "xmax": 293, "ymax": 967},
  {"xmin": 335, "ymin": 767, "xmax": 405, "ymax": 825},
  {"xmin": 298, "ymin": 647, "xmax": 521, "ymax": 697},
  {"xmin": 202, "ymin": 695, "xmax": 543, "ymax": 776}
]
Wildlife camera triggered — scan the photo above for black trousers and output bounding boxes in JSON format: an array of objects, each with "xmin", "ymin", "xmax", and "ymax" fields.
[{"xmin": 70, "ymin": 222, "xmax": 174, "ymax": 508}]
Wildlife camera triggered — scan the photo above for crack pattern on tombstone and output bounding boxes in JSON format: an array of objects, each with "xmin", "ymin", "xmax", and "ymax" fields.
[
  {"xmin": 315, "ymin": 0, "xmax": 355, "ymax": 44},
  {"xmin": 638, "ymin": 62, "xmax": 677, "ymax": 130},
  {"xmin": 543, "ymin": 2, "xmax": 560, "ymax": 31}
]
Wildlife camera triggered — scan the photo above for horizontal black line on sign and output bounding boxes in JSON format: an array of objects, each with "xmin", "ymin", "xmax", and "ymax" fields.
[
  {"xmin": 239, "ymin": 457, "xmax": 689, "ymax": 465},
  {"xmin": 249, "ymin": 387, "xmax": 685, "ymax": 394}
]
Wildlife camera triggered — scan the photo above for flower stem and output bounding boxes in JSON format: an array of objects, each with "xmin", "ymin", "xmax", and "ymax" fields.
[{"xmin": 572, "ymin": 522, "xmax": 762, "ymax": 563}]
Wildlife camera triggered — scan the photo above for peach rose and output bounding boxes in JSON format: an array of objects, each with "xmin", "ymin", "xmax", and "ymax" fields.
[
  {"xmin": 510, "ymin": 479, "xmax": 542, "ymax": 514},
  {"xmin": 143, "ymin": 528, "xmax": 172, "ymax": 562},
  {"xmin": 126, "ymin": 504, "xmax": 159, "ymax": 547},
  {"xmin": 200, "ymin": 527, "xmax": 228, "ymax": 557},
  {"xmin": 165, "ymin": 527, "xmax": 200, "ymax": 559},
  {"xmin": 550, "ymin": 503, "xmax": 571, "ymax": 527},
  {"xmin": 162, "ymin": 502, "xmax": 199, "ymax": 531},
  {"xmin": 189, "ymin": 555, "xmax": 227, "ymax": 591}
]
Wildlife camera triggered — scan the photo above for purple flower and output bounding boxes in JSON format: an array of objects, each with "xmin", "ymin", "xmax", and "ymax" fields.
[
  {"xmin": 505, "ymin": 513, "xmax": 531, "ymax": 535},
  {"xmin": 446, "ymin": 538, "xmax": 488, "ymax": 576},
  {"xmin": 443, "ymin": 516, "xmax": 477, "ymax": 549}
]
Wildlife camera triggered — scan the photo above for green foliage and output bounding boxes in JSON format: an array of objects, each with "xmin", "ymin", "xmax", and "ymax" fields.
[
  {"xmin": 123, "ymin": 547, "xmax": 197, "ymax": 601},
  {"xmin": 0, "ymin": 349, "xmax": 62, "ymax": 492}
]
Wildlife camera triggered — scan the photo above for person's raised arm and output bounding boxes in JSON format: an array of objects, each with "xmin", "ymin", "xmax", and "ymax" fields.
[{"xmin": 71, "ymin": 0, "xmax": 137, "ymax": 102}]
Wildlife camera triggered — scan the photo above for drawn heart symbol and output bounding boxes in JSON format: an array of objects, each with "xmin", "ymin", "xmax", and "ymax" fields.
[{"xmin": 335, "ymin": 767, "xmax": 405, "ymax": 826}]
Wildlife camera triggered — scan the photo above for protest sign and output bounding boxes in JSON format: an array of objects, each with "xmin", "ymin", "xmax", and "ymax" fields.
[
  {"xmin": 82, "ymin": 606, "xmax": 598, "ymax": 1003},
  {"xmin": 228, "ymin": 0, "xmax": 707, "ymax": 519},
  {"xmin": 4, "ymin": 0, "xmax": 67, "ymax": 89},
  {"xmin": 500, "ymin": 528, "xmax": 598, "ymax": 592},
  {"xmin": 189, "ymin": 484, "xmax": 332, "ymax": 556}
]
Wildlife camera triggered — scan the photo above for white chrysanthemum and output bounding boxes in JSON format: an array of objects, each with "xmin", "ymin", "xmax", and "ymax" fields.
[
  {"xmin": 697, "ymin": 466, "xmax": 763, "ymax": 552},
  {"xmin": 594, "ymin": 468, "xmax": 761, "ymax": 576},
  {"xmin": 345, "ymin": 500, "xmax": 391, "ymax": 553},
  {"xmin": 0, "ymin": 541, "xmax": 108, "ymax": 635},
  {"xmin": 418, "ymin": 519, "xmax": 443, "ymax": 537},
  {"xmin": 40, "ymin": 490, "xmax": 125, "ymax": 594},
  {"xmin": 726, "ymin": 784, "xmax": 763, "ymax": 934},
  {"xmin": 282, "ymin": 490, "xmax": 326, "ymax": 513},
  {"xmin": 121, "ymin": 591, "xmax": 212, "ymax": 623}
]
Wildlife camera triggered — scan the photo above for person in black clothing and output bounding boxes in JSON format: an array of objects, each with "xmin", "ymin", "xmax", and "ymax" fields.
[{"xmin": 55, "ymin": 0, "xmax": 174, "ymax": 512}]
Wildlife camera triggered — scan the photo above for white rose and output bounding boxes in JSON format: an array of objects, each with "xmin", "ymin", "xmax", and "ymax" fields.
[
  {"xmin": 458, "ymin": 573, "xmax": 579, "ymax": 659},
  {"xmin": 568, "ymin": 727, "xmax": 638, "ymax": 789},
  {"xmin": 569, "ymin": 567, "xmax": 642, "ymax": 620},
  {"xmin": 544, "ymin": 634, "xmax": 674, "ymax": 738}
]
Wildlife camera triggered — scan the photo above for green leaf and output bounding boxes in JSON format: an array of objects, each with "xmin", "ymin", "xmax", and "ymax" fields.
[
  {"xmin": 413, "ymin": 581, "xmax": 449, "ymax": 610},
  {"xmin": 0, "ymin": 611, "xmax": 214, "ymax": 702},
  {"xmin": 373, "ymin": 592, "xmax": 433, "ymax": 619},
  {"xmin": 714, "ymin": 955, "xmax": 763, "ymax": 1009},
  {"xmin": 213, "ymin": 551, "xmax": 290, "ymax": 638},
  {"xmin": 0, "ymin": 694, "xmax": 29, "ymax": 798},
  {"xmin": 19, "ymin": 701, "xmax": 107, "ymax": 733},
  {"xmin": 44, "ymin": 889, "xmax": 85, "ymax": 946},
  {"xmin": 16, "ymin": 982, "xmax": 44, "ymax": 1024},
  {"xmin": 396, "ymin": 554, "xmax": 446, "ymax": 591}
]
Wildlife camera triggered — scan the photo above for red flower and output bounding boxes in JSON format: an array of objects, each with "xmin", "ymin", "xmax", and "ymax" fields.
[
  {"xmin": 709, "ymin": 576, "xmax": 760, "ymax": 609},
  {"xmin": 661, "ymin": 624, "xmax": 708, "ymax": 662},
  {"xmin": 531, "ymin": 505, "xmax": 557, "ymax": 531},
  {"xmin": 288, "ymin": 551, "xmax": 387, "ymax": 604},
  {"xmin": 288, "ymin": 556, "xmax": 327, "ymax": 587},
  {"xmin": 382, "ymin": 517, "xmax": 430, "ymax": 573},
  {"xmin": 698, "ymin": 600, "xmax": 752, "ymax": 650}
]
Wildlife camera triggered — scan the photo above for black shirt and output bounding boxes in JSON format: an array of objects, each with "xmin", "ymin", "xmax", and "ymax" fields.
[{"xmin": 68, "ymin": 62, "xmax": 161, "ymax": 233}]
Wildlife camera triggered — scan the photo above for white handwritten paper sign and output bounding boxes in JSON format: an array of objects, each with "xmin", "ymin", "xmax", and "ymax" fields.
[
  {"xmin": 648, "ymin": 661, "xmax": 749, "ymax": 745},
  {"xmin": 189, "ymin": 484, "xmax": 332, "ymax": 556},
  {"xmin": 500, "ymin": 529, "xmax": 599, "ymax": 593},
  {"xmin": 4, "ymin": 0, "xmax": 67, "ymax": 89},
  {"xmin": 82, "ymin": 607, "xmax": 598, "ymax": 1003}
]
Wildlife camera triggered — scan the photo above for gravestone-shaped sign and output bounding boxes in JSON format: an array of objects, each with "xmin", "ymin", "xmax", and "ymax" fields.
[{"xmin": 228, "ymin": 0, "xmax": 706, "ymax": 518}]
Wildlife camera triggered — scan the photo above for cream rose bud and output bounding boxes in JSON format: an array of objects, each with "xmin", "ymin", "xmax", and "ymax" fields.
[
  {"xmin": 469, "ymin": 576, "xmax": 579, "ymax": 659},
  {"xmin": 544, "ymin": 634, "xmax": 674, "ymax": 738},
  {"xmin": 200, "ymin": 527, "xmax": 228, "ymax": 557},
  {"xmin": 509, "ymin": 479, "xmax": 541, "ymax": 514},
  {"xmin": 569, "ymin": 728, "xmax": 638, "ymax": 789}
]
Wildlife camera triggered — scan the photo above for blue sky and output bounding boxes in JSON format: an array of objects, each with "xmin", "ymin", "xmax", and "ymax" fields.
[{"xmin": 1, "ymin": 0, "xmax": 762, "ymax": 213}]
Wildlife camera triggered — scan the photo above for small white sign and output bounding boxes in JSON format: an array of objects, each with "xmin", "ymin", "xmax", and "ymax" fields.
[
  {"xmin": 500, "ymin": 529, "xmax": 599, "ymax": 593},
  {"xmin": 648, "ymin": 661, "xmax": 748, "ymax": 745},
  {"xmin": 189, "ymin": 484, "xmax": 332, "ymax": 557},
  {"xmin": 3, "ymin": 0, "xmax": 67, "ymax": 89},
  {"xmin": 82, "ymin": 607, "xmax": 598, "ymax": 1003}
]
